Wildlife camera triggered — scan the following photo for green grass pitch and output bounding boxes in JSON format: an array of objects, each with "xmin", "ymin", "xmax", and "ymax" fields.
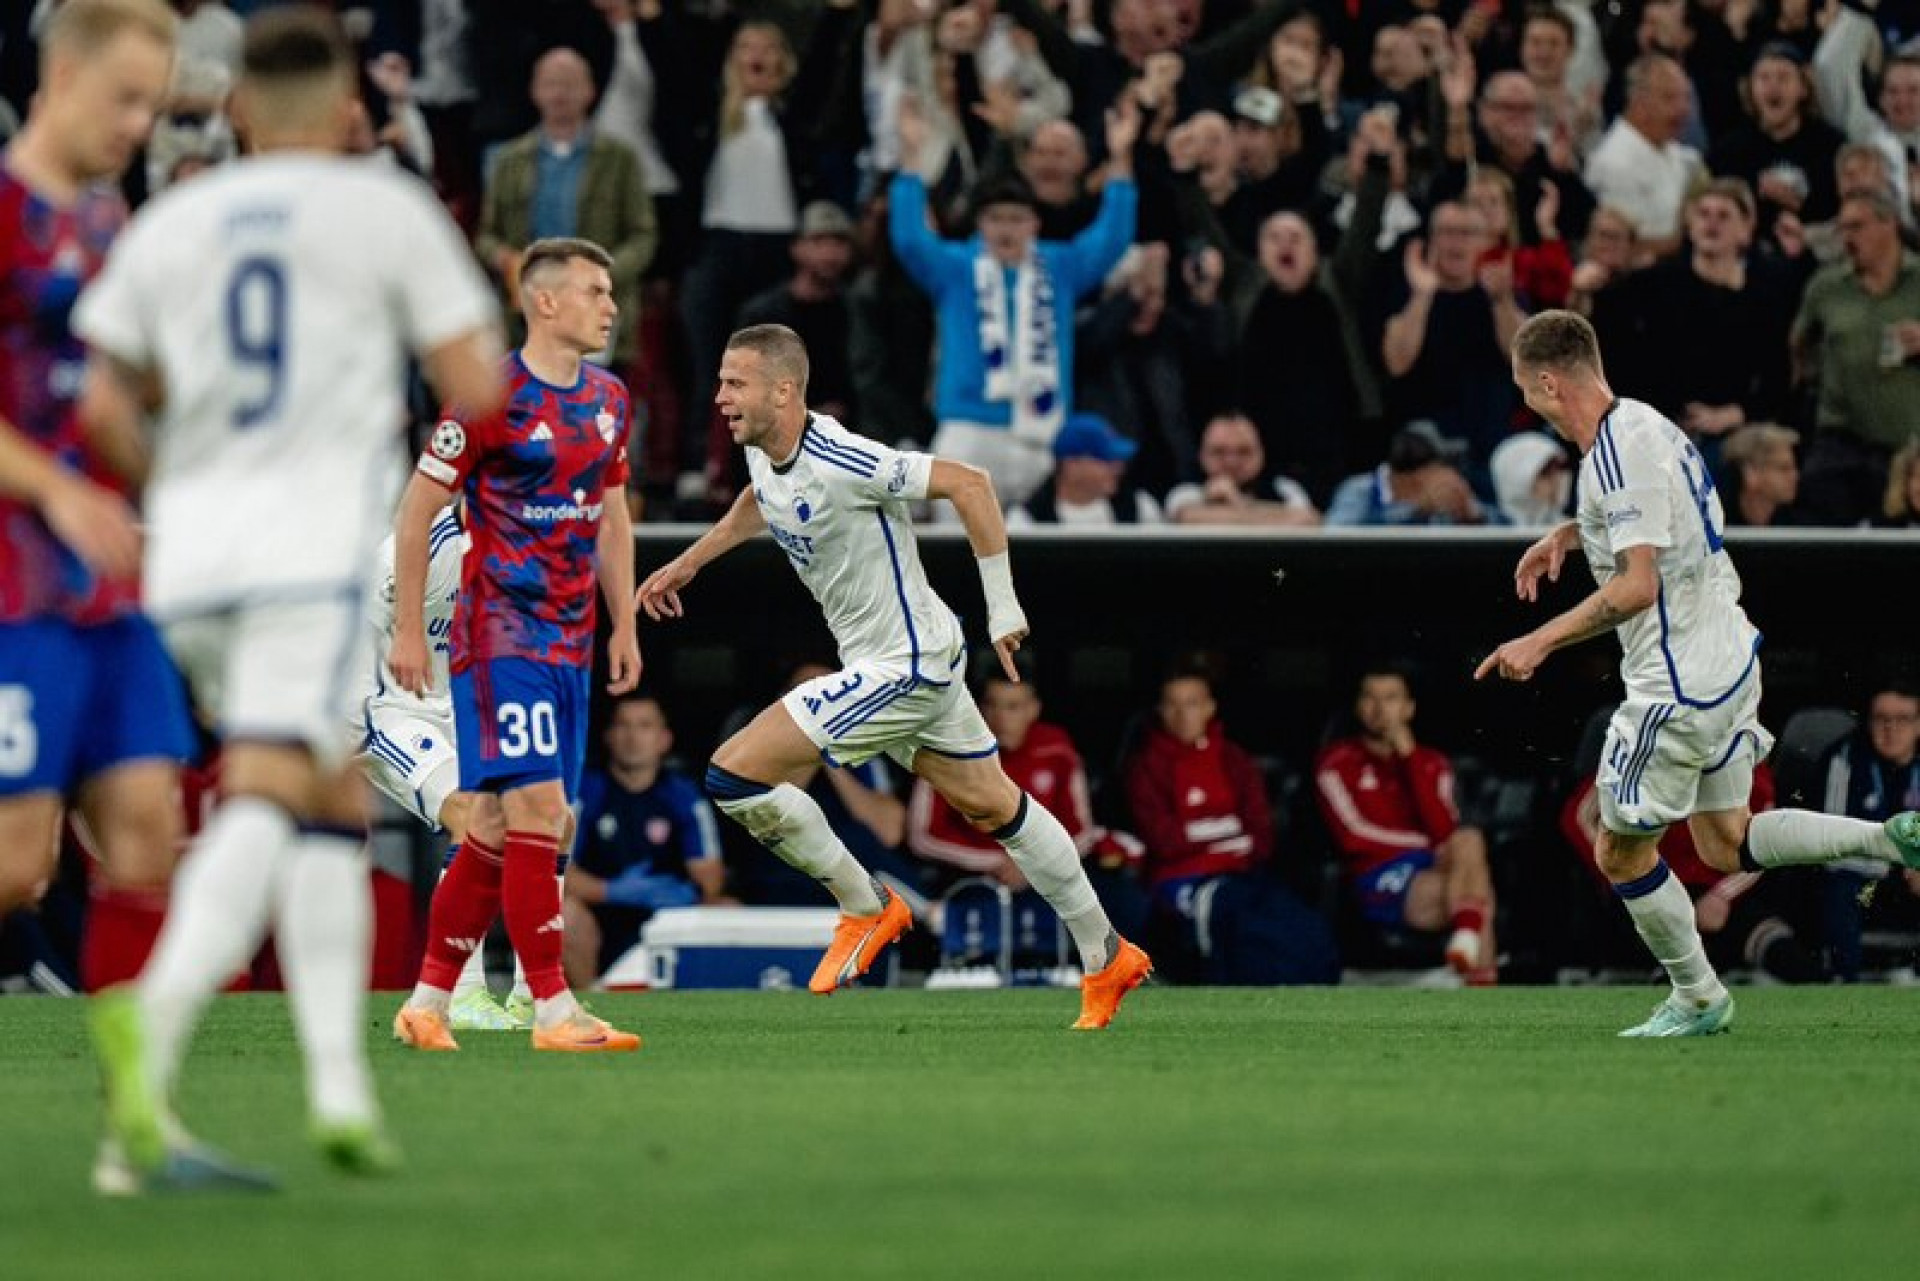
[{"xmin": 3, "ymin": 987, "xmax": 1917, "ymax": 1281}]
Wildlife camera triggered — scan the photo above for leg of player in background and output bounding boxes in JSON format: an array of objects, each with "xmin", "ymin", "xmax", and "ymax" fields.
[
  {"xmin": 1436, "ymin": 828, "xmax": 1497, "ymax": 983},
  {"xmin": 1716, "ymin": 806, "xmax": 1920, "ymax": 875},
  {"xmin": 0, "ymin": 796, "xmax": 65, "ymax": 922},
  {"xmin": 498, "ymin": 779, "xmax": 638, "ymax": 1051},
  {"xmin": 397, "ymin": 792, "xmax": 506, "ymax": 1049},
  {"xmin": 432, "ymin": 790, "xmax": 524, "ymax": 1032},
  {"xmin": 910, "ymin": 750, "xmax": 1151, "ymax": 1030}
]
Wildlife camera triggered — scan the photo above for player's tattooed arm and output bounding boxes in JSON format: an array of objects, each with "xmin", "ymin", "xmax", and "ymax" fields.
[{"xmin": 1556, "ymin": 548, "xmax": 1658, "ymax": 645}]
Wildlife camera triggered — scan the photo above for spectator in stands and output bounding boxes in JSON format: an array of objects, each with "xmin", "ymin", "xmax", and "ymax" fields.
[
  {"xmin": 1326, "ymin": 425, "xmax": 1493, "ymax": 527},
  {"xmin": 561, "ymin": 695, "xmax": 726, "ymax": 987},
  {"xmin": 1489, "ymin": 429, "xmax": 1574, "ymax": 528},
  {"xmin": 1468, "ymin": 70, "xmax": 1597, "ymax": 250},
  {"xmin": 1585, "ymin": 52, "xmax": 1704, "ymax": 253},
  {"xmin": 1567, "ymin": 204, "xmax": 1639, "ymax": 314},
  {"xmin": 1017, "ymin": 119, "xmax": 1097, "ymax": 239},
  {"xmin": 173, "ymin": 0, "xmax": 241, "ymax": 75},
  {"xmin": 1466, "ymin": 165, "xmax": 1573, "ymax": 309},
  {"xmin": 1519, "ymin": 5, "xmax": 1602, "ymax": 163},
  {"xmin": 1164, "ymin": 412, "xmax": 1320, "ymax": 527},
  {"xmin": 1073, "ymin": 239, "xmax": 1229, "ymax": 499},
  {"xmin": 1708, "ymin": 42, "xmax": 1843, "ymax": 240},
  {"xmin": 890, "ymin": 93, "xmax": 1139, "ymax": 510},
  {"xmin": 737, "ymin": 201, "xmax": 858, "ymax": 424},
  {"xmin": 1009, "ymin": 411, "xmax": 1164, "ymax": 527},
  {"xmin": 1591, "ymin": 179, "xmax": 1806, "ymax": 458},
  {"xmin": 674, "ymin": 6, "xmax": 856, "ymax": 496},
  {"xmin": 1217, "ymin": 84, "xmax": 1326, "ymax": 251},
  {"xmin": 1791, "ymin": 187, "xmax": 1920, "ymax": 524},
  {"xmin": 848, "ymin": 178, "xmax": 937, "ymax": 446},
  {"xmin": 475, "ymin": 45, "xmax": 656, "ymax": 367},
  {"xmin": 1315, "ymin": 664, "xmax": 1498, "ymax": 982},
  {"xmin": 1813, "ymin": 4, "xmax": 1920, "ymax": 217},
  {"xmin": 1380, "ymin": 198, "xmax": 1524, "ymax": 473},
  {"xmin": 1125, "ymin": 662, "xmax": 1338, "ymax": 985},
  {"xmin": 906, "ymin": 664, "xmax": 1147, "ymax": 942},
  {"xmin": 591, "ymin": 0, "xmax": 687, "ymax": 276},
  {"xmin": 1719, "ymin": 422, "xmax": 1805, "ymax": 527},
  {"xmin": 1880, "ymin": 437, "xmax": 1920, "ymax": 528},
  {"xmin": 1818, "ymin": 681, "xmax": 1920, "ymax": 982},
  {"xmin": 1181, "ymin": 107, "xmax": 1395, "ymax": 504},
  {"xmin": 1561, "ymin": 763, "xmax": 1821, "ymax": 983},
  {"xmin": 144, "ymin": 55, "xmax": 235, "ymax": 196}
]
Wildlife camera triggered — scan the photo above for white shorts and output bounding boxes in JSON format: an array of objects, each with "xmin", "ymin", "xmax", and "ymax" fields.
[
  {"xmin": 360, "ymin": 705, "xmax": 460, "ymax": 831},
  {"xmin": 162, "ymin": 593, "xmax": 370, "ymax": 769},
  {"xmin": 783, "ymin": 658, "xmax": 996, "ymax": 770},
  {"xmin": 1597, "ymin": 671, "xmax": 1775, "ymax": 835}
]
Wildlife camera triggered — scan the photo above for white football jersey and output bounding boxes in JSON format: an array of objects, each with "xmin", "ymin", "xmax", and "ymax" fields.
[
  {"xmin": 72, "ymin": 154, "xmax": 497, "ymax": 615},
  {"xmin": 360, "ymin": 505, "xmax": 464, "ymax": 724},
  {"xmin": 1576, "ymin": 398, "xmax": 1761, "ymax": 704},
  {"xmin": 746, "ymin": 414, "xmax": 963, "ymax": 679}
]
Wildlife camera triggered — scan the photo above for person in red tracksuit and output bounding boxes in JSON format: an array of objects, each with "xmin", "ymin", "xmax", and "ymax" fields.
[
  {"xmin": 1126, "ymin": 664, "xmax": 1337, "ymax": 984},
  {"xmin": 1314, "ymin": 664, "xmax": 1498, "ymax": 981},
  {"xmin": 908, "ymin": 668, "xmax": 1147, "ymax": 941}
]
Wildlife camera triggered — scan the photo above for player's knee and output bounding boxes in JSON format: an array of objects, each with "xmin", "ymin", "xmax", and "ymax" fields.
[
  {"xmin": 1693, "ymin": 836, "xmax": 1742, "ymax": 875},
  {"xmin": 953, "ymin": 780, "xmax": 1022, "ymax": 833},
  {"xmin": 1595, "ymin": 835, "xmax": 1658, "ymax": 884}
]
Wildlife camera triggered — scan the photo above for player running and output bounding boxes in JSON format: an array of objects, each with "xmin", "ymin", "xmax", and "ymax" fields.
[
  {"xmin": 638, "ymin": 324, "xmax": 1153, "ymax": 1030},
  {"xmin": 389, "ymin": 236, "xmax": 644, "ymax": 1055},
  {"xmin": 74, "ymin": 5, "xmax": 505, "ymax": 1188},
  {"xmin": 0, "ymin": 0, "xmax": 192, "ymax": 1088},
  {"xmin": 1479, "ymin": 310, "xmax": 1920, "ymax": 1037},
  {"xmin": 356, "ymin": 504, "xmax": 534, "ymax": 1031}
]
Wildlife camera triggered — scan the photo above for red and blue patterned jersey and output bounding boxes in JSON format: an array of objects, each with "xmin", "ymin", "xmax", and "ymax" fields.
[
  {"xmin": 416, "ymin": 352, "xmax": 630, "ymax": 672},
  {"xmin": 0, "ymin": 167, "xmax": 138, "ymax": 625}
]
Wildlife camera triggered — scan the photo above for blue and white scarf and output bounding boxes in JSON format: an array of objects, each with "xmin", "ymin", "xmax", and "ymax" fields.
[{"xmin": 974, "ymin": 250, "xmax": 1063, "ymax": 446}]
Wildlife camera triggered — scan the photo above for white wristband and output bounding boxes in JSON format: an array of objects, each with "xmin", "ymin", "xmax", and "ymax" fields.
[{"xmin": 977, "ymin": 551, "xmax": 1027, "ymax": 641}]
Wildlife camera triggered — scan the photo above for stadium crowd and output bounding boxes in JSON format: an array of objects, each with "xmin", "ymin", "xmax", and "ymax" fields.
[
  {"xmin": 3, "ymin": 1, "xmax": 1919, "ymax": 995},
  {"xmin": 6, "ymin": 0, "xmax": 1920, "ymax": 527}
]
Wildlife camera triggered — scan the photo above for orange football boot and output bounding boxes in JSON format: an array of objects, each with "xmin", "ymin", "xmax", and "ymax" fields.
[
  {"xmin": 1071, "ymin": 939, "xmax": 1153, "ymax": 1030},
  {"xmin": 531, "ymin": 1011, "xmax": 642, "ymax": 1053},
  {"xmin": 809, "ymin": 889, "xmax": 912, "ymax": 994},
  {"xmin": 392, "ymin": 1005, "xmax": 459, "ymax": 1051}
]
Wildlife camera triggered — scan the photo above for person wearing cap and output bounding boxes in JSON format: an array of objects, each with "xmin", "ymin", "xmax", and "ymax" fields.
[
  {"xmin": 889, "ymin": 90, "xmax": 1139, "ymax": 511},
  {"xmin": 1708, "ymin": 41, "xmax": 1844, "ymax": 238},
  {"xmin": 1217, "ymin": 83, "xmax": 1325, "ymax": 253},
  {"xmin": 1324, "ymin": 425, "xmax": 1493, "ymax": 526},
  {"xmin": 1008, "ymin": 412, "xmax": 1164, "ymax": 528}
]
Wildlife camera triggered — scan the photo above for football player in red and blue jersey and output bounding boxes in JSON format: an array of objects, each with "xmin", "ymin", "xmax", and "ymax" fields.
[
  {"xmin": 388, "ymin": 237, "xmax": 644, "ymax": 1053},
  {"xmin": 0, "ymin": 1, "xmax": 192, "ymax": 1011}
]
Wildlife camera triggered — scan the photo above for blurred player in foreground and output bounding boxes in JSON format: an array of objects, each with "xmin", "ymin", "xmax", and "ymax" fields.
[
  {"xmin": 0, "ymin": 0, "xmax": 191, "ymax": 1073},
  {"xmin": 1478, "ymin": 311, "xmax": 1920, "ymax": 1037},
  {"xmin": 638, "ymin": 324, "xmax": 1152, "ymax": 1030},
  {"xmin": 388, "ymin": 236, "xmax": 643, "ymax": 1054},
  {"xmin": 75, "ymin": 5, "xmax": 504, "ymax": 1188}
]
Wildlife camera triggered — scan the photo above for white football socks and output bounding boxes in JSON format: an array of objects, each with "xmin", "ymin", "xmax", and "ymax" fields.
[
  {"xmin": 274, "ymin": 831, "xmax": 378, "ymax": 1129},
  {"xmin": 994, "ymin": 794, "xmax": 1115, "ymax": 972},
  {"xmin": 716, "ymin": 783, "xmax": 885, "ymax": 915},
  {"xmin": 1745, "ymin": 808, "xmax": 1900, "ymax": 867},
  {"xmin": 140, "ymin": 796, "xmax": 295, "ymax": 1101},
  {"xmin": 1615, "ymin": 860, "xmax": 1725, "ymax": 1010}
]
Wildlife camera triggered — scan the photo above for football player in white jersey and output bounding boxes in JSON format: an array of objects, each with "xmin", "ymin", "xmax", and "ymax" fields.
[
  {"xmin": 1479, "ymin": 311, "xmax": 1920, "ymax": 1036},
  {"xmin": 356, "ymin": 506, "xmax": 536, "ymax": 1032},
  {"xmin": 72, "ymin": 6, "xmax": 505, "ymax": 1186},
  {"xmin": 638, "ymin": 324, "xmax": 1152, "ymax": 1030}
]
